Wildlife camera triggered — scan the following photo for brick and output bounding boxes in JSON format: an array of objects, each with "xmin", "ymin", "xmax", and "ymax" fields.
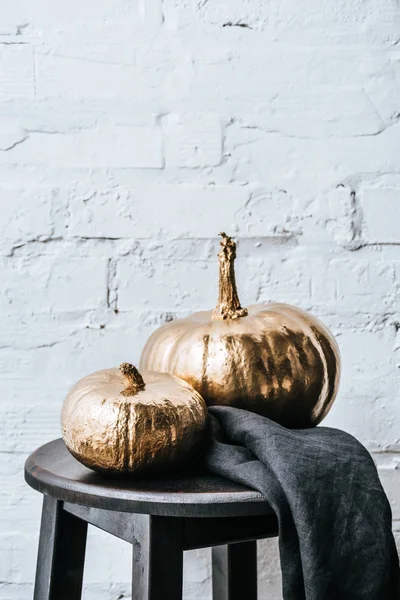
[
  {"xmin": 311, "ymin": 257, "xmax": 396, "ymax": 312},
  {"xmin": 0, "ymin": 104, "xmax": 102, "ymax": 145},
  {"xmin": 0, "ymin": 584, "xmax": 38, "ymax": 600},
  {"xmin": 259, "ymin": 88, "xmax": 385, "ymax": 138},
  {"xmin": 267, "ymin": 258, "xmax": 312, "ymax": 305},
  {"xmin": 0, "ymin": 533, "xmax": 38, "ymax": 584},
  {"xmin": 0, "ymin": 256, "xmax": 108, "ymax": 313},
  {"xmin": 36, "ymin": 47, "xmax": 137, "ymax": 101},
  {"xmin": 141, "ymin": 0, "xmax": 164, "ymax": 28},
  {"xmin": 0, "ymin": 117, "xmax": 28, "ymax": 151},
  {"xmin": 326, "ymin": 186, "xmax": 358, "ymax": 249},
  {"xmin": 43, "ymin": 0, "xmax": 142, "ymax": 31},
  {"xmin": 81, "ymin": 585, "xmax": 131, "ymax": 600},
  {"xmin": 258, "ymin": 538, "xmax": 282, "ymax": 600},
  {"xmin": 240, "ymin": 188, "xmax": 302, "ymax": 237},
  {"xmin": 338, "ymin": 329, "xmax": 395, "ymax": 380},
  {"xmin": 186, "ymin": 47, "xmax": 363, "ymax": 103},
  {"xmin": 377, "ymin": 458, "xmax": 400, "ymax": 521},
  {"xmin": 0, "ymin": 1, "xmax": 30, "ymax": 36},
  {"xmin": 175, "ymin": 0, "xmax": 398, "ymax": 31},
  {"xmin": 363, "ymin": 54, "xmax": 400, "ymax": 122},
  {"xmin": 228, "ymin": 121, "xmax": 400, "ymax": 193},
  {"xmin": 0, "ymin": 536, "xmax": 15, "ymax": 584},
  {"xmin": 0, "ymin": 45, "xmax": 35, "ymax": 101},
  {"xmin": 166, "ymin": 2, "xmax": 399, "ymax": 48},
  {"xmin": 0, "ymin": 0, "xmax": 149, "ymax": 38},
  {"xmin": 325, "ymin": 377, "xmax": 400, "ymax": 450},
  {"xmin": 117, "ymin": 258, "xmax": 218, "ymax": 312},
  {"xmin": 0, "ymin": 186, "xmax": 53, "ymax": 244},
  {"xmin": 361, "ymin": 188, "xmax": 400, "ymax": 244},
  {"xmin": 83, "ymin": 529, "xmax": 131, "ymax": 584},
  {"xmin": 0, "ymin": 311, "xmax": 81, "ymax": 351},
  {"xmin": 0, "ymin": 126, "xmax": 163, "ymax": 169},
  {"xmin": 68, "ymin": 185, "xmax": 251, "ymax": 238},
  {"xmin": 164, "ymin": 113, "xmax": 222, "ymax": 167},
  {"xmin": 0, "ymin": 455, "xmax": 41, "ymax": 537},
  {"xmin": 0, "ymin": 401, "xmax": 61, "ymax": 454}
]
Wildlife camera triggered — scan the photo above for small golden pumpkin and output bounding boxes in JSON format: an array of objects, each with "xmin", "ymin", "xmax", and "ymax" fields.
[
  {"xmin": 140, "ymin": 233, "xmax": 340, "ymax": 428},
  {"xmin": 61, "ymin": 363, "xmax": 207, "ymax": 474}
]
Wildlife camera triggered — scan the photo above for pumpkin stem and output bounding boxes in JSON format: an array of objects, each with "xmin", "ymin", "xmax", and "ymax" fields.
[
  {"xmin": 119, "ymin": 363, "xmax": 146, "ymax": 396},
  {"xmin": 212, "ymin": 232, "xmax": 248, "ymax": 321}
]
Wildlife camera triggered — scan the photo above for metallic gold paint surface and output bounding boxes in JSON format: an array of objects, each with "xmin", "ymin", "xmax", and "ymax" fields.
[
  {"xmin": 61, "ymin": 366, "xmax": 207, "ymax": 474},
  {"xmin": 140, "ymin": 235, "xmax": 341, "ymax": 429},
  {"xmin": 212, "ymin": 232, "xmax": 248, "ymax": 320}
]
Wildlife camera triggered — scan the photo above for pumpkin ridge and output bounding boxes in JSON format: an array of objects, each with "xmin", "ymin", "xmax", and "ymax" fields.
[
  {"xmin": 122, "ymin": 401, "xmax": 131, "ymax": 471},
  {"xmin": 201, "ymin": 333, "xmax": 211, "ymax": 399},
  {"xmin": 224, "ymin": 334, "xmax": 245, "ymax": 401},
  {"xmin": 311, "ymin": 325, "xmax": 340, "ymax": 418},
  {"xmin": 280, "ymin": 308, "xmax": 331, "ymax": 416}
]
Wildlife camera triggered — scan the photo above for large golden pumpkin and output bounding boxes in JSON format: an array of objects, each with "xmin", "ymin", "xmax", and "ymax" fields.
[
  {"xmin": 61, "ymin": 363, "xmax": 207, "ymax": 474},
  {"xmin": 140, "ymin": 234, "xmax": 340, "ymax": 428}
]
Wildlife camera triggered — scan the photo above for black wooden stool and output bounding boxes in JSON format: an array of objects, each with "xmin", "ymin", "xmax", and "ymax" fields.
[{"xmin": 25, "ymin": 439, "xmax": 278, "ymax": 600}]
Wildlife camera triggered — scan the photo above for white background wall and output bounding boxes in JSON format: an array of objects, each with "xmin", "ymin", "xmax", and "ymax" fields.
[{"xmin": 1, "ymin": 1, "xmax": 400, "ymax": 598}]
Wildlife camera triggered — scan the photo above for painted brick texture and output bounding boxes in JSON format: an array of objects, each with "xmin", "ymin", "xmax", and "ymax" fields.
[{"xmin": 1, "ymin": 0, "xmax": 400, "ymax": 598}]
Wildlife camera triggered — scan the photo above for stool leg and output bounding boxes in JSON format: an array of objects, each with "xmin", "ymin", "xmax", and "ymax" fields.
[
  {"xmin": 212, "ymin": 541, "xmax": 258, "ymax": 600},
  {"xmin": 131, "ymin": 515, "xmax": 184, "ymax": 600},
  {"xmin": 34, "ymin": 495, "xmax": 87, "ymax": 600}
]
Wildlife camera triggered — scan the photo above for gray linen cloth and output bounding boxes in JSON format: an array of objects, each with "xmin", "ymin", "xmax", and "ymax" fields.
[{"xmin": 205, "ymin": 406, "xmax": 400, "ymax": 600}]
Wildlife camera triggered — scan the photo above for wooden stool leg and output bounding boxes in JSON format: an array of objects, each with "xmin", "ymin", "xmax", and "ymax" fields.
[
  {"xmin": 34, "ymin": 495, "xmax": 88, "ymax": 600},
  {"xmin": 212, "ymin": 541, "xmax": 258, "ymax": 600},
  {"xmin": 131, "ymin": 515, "xmax": 184, "ymax": 600}
]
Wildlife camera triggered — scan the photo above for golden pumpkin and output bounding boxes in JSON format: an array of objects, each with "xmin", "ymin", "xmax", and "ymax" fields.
[
  {"xmin": 140, "ymin": 234, "xmax": 340, "ymax": 428},
  {"xmin": 61, "ymin": 363, "xmax": 207, "ymax": 474}
]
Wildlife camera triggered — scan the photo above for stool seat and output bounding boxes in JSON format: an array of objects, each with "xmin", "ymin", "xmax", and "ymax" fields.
[
  {"xmin": 25, "ymin": 438, "xmax": 271, "ymax": 518},
  {"xmin": 25, "ymin": 439, "xmax": 278, "ymax": 600}
]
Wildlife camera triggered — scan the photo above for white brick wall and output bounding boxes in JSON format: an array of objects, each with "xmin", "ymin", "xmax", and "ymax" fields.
[{"xmin": 1, "ymin": 1, "xmax": 400, "ymax": 598}]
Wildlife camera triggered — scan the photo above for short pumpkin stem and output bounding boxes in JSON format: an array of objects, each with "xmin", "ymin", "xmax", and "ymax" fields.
[
  {"xmin": 119, "ymin": 363, "xmax": 146, "ymax": 396},
  {"xmin": 212, "ymin": 232, "xmax": 248, "ymax": 321}
]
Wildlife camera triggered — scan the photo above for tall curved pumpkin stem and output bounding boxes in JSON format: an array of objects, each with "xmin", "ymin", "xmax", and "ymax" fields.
[
  {"xmin": 119, "ymin": 363, "xmax": 146, "ymax": 396},
  {"xmin": 212, "ymin": 232, "xmax": 248, "ymax": 320}
]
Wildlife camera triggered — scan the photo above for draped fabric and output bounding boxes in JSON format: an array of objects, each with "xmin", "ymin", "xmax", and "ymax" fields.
[{"xmin": 205, "ymin": 406, "xmax": 400, "ymax": 600}]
